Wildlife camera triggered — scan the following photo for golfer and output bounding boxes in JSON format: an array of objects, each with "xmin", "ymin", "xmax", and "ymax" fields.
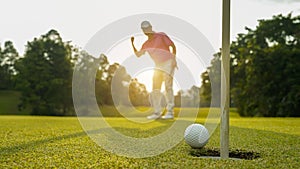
[{"xmin": 131, "ymin": 21, "xmax": 177, "ymax": 119}]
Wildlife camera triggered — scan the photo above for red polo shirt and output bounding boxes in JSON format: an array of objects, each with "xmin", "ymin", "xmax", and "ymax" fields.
[{"xmin": 141, "ymin": 32, "xmax": 175, "ymax": 64}]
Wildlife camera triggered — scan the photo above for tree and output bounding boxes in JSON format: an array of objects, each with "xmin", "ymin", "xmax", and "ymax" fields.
[
  {"xmin": 94, "ymin": 57, "xmax": 150, "ymax": 107},
  {"xmin": 128, "ymin": 78, "xmax": 149, "ymax": 106},
  {"xmin": 199, "ymin": 53, "xmax": 221, "ymax": 107},
  {"xmin": 110, "ymin": 65, "xmax": 132, "ymax": 106},
  {"xmin": 230, "ymin": 13, "xmax": 300, "ymax": 117},
  {"xmin": 200, "ymin": 13, "xmax": 300, "ymax": 117},
  {"xmin": 0, "ymin": 41, "xmax": 19, "ymax": 89},
  {"xmin": 95, "ymin": 54, "xmax": 111, "ymax": 106},
  {"xmin": 15, "ymin": 30, "xmax": 73, "ymax": 115}
]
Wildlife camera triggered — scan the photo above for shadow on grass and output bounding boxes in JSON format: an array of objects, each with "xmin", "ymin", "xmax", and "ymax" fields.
[
  {"xmin": 0, "ymin": 119, "xmax": 187, "ymax": 155},
  {"xmin": 0, "ymin": 129, "xmax": 107, "ymax": 155},
  {"xmin": 2, "ymin": 121, "xmax": 298, "ymax": 159}
]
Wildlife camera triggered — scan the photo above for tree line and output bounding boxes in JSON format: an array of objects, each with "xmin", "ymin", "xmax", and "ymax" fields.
[
  {"xmin": 0, "ymin": 13, "xmax": 299, "ymax": 117},
  {"xmin": 200, "ymin": 13, "xmax": 300, "ymax": 117},
  {"xmin": 0, "ymin": 30, "xmax": 149, "ymax": 115}
]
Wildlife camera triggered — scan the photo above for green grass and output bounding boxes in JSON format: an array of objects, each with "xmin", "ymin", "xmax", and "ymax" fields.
[{"xmin": 0, "ymin": 112, "xmax": 299, "ymax": 168}]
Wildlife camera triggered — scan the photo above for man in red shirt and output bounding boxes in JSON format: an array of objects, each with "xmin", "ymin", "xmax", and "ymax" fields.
[{"xmin": 131, "ymin": 21, "xmax": 177, "ymax": 119}]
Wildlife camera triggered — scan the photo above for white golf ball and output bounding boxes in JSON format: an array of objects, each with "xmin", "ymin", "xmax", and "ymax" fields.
[{"xmin": 184, "ymin": 124, "xmax": 209, "ymax": 148}]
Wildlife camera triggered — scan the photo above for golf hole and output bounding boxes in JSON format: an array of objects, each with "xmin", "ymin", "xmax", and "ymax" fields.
[{"xmin": 190, "ymin": 148, "xmax": 260, "ymax": 160}]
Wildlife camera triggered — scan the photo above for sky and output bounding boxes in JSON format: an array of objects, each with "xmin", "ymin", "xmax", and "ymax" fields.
[{"xmin": 1, "ymin": 0, "xmax": 300, "ymax": 92}]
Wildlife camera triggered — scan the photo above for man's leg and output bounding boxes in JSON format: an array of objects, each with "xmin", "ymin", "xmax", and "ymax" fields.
[
  {"xmin": 162, "ymin": 68, "xmax": 175, "ymax": 119},
  {"xmin": 147, "ymin": 69, "xmax": 164, "ymax": 119}
]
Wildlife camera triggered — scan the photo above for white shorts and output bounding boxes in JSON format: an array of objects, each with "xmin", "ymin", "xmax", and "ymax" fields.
[{"xmin": 155, "ymin": 59, "xmax": 175, "ymax": 76}]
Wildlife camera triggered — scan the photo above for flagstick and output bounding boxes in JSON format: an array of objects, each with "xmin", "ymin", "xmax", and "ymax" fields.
[{"xmin": 221, "ymin": 0, "xmax": 230, "ymax": 159}]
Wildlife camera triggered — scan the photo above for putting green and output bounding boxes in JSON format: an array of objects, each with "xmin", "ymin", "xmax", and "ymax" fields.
[{"xmin": 0, "ymin": 115, "xmax": 299, "ymax": 168}]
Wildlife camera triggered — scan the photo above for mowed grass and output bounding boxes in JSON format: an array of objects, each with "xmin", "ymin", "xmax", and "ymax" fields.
[{"xmin": 0, "ymin": 110, "xmax": 299, "ymax": 168}]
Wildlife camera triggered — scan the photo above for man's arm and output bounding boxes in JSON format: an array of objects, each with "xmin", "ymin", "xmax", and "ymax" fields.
[
  {"xmin": 170, "ymin": 43, "xmax": 176, "ymax": 56},
  {"xmin": 131, "ymin": 37, "xmax": 145, "ymax": 57}
]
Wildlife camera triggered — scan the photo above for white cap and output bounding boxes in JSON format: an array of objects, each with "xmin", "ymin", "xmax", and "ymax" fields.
[{"xmin": 141, "ymin": 21, "xmax": 152, "ymax": 29}]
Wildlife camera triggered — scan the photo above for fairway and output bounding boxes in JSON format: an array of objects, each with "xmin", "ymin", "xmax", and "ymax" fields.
[{"xmin": 0, "ymin": 114, "xmax": 299, "ymax": 168}]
